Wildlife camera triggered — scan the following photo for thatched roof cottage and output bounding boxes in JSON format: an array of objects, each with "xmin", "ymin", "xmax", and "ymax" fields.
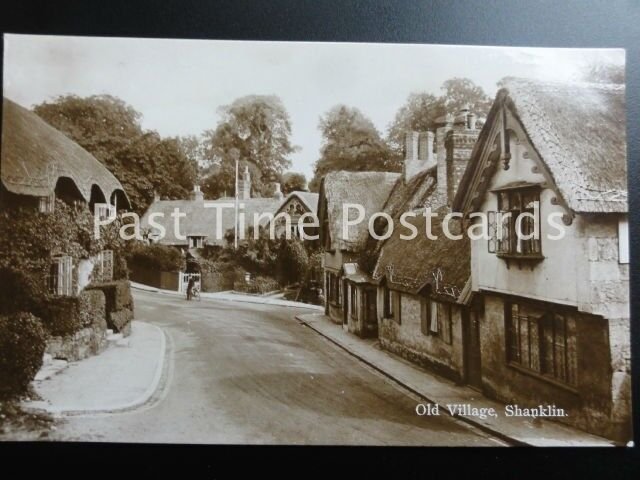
[
  {"xmin": 452, "ymin": 78, "xmax": 630, "ymax": 441},
  {"xmin": 1, "ymin": 97, "xmax": 130, "ymax": 211}
]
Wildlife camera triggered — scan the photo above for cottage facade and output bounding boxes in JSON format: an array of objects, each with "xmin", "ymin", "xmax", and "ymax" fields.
[
  {"xmin": 370, "ymin": 108, "xmax": 481, "ymax": 382},
  {"xmin": 1, "ymin": 97, "xmax": 131, "ymax": 295},
  {"xmin": 1, "ymin": 97, "xmax": 134, "ymax": 359},
  {"xmin": 317, "ymin": 171, "xmax": 399, "ymax": 330},
  {"xmin": 453, "ymin": 79, "xmax": 631, "ymax": 441}
]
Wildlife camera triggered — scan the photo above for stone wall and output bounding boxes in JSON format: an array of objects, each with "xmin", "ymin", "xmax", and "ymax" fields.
[
  {"xmin": 478, "ymin": 293, "xmax": 631, "ymax": 442},
  {"xmin": 377, "ymin": 291, "xmax": 465, "ymax": 382},
  {"xmin": 46, "ymin": 289, "xmax": 108, "ymax": 361}
]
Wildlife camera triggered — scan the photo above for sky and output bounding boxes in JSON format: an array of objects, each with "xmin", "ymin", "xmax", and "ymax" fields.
[{"xmin": 2, "ymin": 34, "xmax": 624, "ymax": 178}]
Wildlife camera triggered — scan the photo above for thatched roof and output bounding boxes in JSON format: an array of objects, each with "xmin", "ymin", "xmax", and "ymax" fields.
[
  {"xmin": 453, "ymin": 79, "xmax": 627, "ymax": 214},
  {"xmin": 1, "ymin": 97, "xmax": 129, "ymax": 207},
  {"xmin": 319, "ymin": 171, "xmax": 400, "ymax": 252},
  {"xmin": 372, "ymin": 170, "xmax": 470, "ymax": 299},
  {"xmin": 141, "ymin": 197, "xmax": 281, "ymax": 246}
]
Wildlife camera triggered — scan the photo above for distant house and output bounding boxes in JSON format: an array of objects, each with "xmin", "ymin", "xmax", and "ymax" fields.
[
  {"xmin": 270, "ymin": 190, "xmax": 319, "ymax": 243},
  {"xmin": 140, "ymin": 166, "xmax": 282, "ymax": 249},
  {"xmin": 452, "ymin": 79, "xmax": 630, "ymax": 441},
  {"xmin": 317, "ymin": 171, "xmax": 400, "ymax": 327},
  {"xmin": 1, "ymin": 97, "xmax": 131, "ymax": 294}
]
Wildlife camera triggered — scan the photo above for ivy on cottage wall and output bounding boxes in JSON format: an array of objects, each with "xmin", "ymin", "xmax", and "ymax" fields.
[{"xmin": 0, "ymin": 199, "xmax": 130, "ymax": 317}]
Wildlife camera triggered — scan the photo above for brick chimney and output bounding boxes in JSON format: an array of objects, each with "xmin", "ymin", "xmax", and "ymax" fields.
[
  {"xmin": 436, "ymin": 107, "xmax": 481, "ymax": 206},
  {"xmin": 190, "ymin": 185, "xmax": 204, "ymax": 202},
  {"xmin": 403, "ymin": 131, "xmax": 435, "ymax": 182}
]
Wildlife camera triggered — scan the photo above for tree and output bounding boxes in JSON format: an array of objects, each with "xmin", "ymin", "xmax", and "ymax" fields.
[
  {"xmin": 201, "ymin": 95, "xmax": 297, "ymax": 198},
  {"xmin": 280, "ymin": 172, "xmax": 307, "ymax": 194},
  {"xmin": 386, "ymin": 92, "xmax": 446, "ymax": 159},
  {"xmin": 176, "ymin": 135, "xmax": 208, "ymax": 178},
  {"xmin": 276, "ymin": 237, "xmax": 309, "ymax": 285},
  {"xmin": 385, "ymin": 78, "xmax": 492, "ymax": 164},
  {"xmin": 309, "ymin": 105, "xmax": 393, "ymax": 191},
  {"xmin": 440, "ymin": 78, "xmax": 492, "ymax": 115},
  {"xmin": 33, "ymin": 95, "xmax": 197, "ymax": 213}
]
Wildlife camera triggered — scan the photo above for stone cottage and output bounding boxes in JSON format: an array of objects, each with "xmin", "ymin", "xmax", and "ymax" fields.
[
  {"xmin": 452, "ymin": 78, "xmax": 631, "ymax": 441},
  {"xmin": 366, "ymin": 107, "xmax": 481, "ymax": 381}
]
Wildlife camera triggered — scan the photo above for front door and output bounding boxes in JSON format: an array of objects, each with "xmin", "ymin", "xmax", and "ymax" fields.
[
  {"xmin": 364, "ymin": 289, "xmax": 378, "ymax": 337},
  {"xmin": 463, "ymin": 310, "xmax": 482, "ymax": 390}
]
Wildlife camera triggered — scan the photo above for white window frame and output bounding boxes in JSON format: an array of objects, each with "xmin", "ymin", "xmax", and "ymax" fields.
[
  {"xmin": 49, "ymin": 255, "xmax": 73, "ymax": 296},
  {"xmin": 618, "ymin": 218, "xmax": 629, "ymax": 264},
  {"xmin": 39, "ymin": 193, "xmax": 55, "ymax": 213}
]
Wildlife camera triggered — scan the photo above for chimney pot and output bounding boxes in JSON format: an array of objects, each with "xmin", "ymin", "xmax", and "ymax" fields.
[{"xmin": 468, "ymin": 113, "xmax": 477, "ymax": 130}]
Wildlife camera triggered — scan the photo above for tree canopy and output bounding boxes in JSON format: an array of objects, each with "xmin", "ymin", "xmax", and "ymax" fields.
[
  {"xmin": 33, "ymin": 95, "xmax": 198, "ymax": 214},
  {"xmin": 280, "ymin": 172, "xmax": 308, "ymax": 194},
  {"xmin": 385, "ymin": 78, "xmax": 492, "ymax": 162},
  {"xmin": 309, "ymin": 105, "xmax": 393, "ymax": 191},
  {"xmin": 200, "ymin": 95, "xmax": 297, "ymax": 199}
]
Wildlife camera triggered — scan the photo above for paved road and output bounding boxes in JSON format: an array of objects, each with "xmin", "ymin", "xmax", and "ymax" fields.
[{"xmin": 52, "ymin": 290, "xmax": 503, "ymax": 445}]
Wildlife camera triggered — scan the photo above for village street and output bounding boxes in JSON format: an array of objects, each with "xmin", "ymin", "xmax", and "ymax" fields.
[{"xmin": 48, "ymin": 289, "xmax": 503, "ymax": 445}]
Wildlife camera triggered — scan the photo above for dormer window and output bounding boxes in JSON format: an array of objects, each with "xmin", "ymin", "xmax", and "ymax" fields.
[{"xmin": 490, "ymin": 185, "xmax": 542, "ymax": 260}]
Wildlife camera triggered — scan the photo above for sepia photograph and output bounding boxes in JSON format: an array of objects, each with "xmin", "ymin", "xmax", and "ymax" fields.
[{"xmin": 0, "ymin": 34, "xmax": 632, "ymax": 446}]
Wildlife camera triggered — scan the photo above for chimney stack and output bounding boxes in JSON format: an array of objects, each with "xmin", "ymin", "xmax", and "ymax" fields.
[
  {"xmin": 239, "ymin": 165, "xmax": 251, "ymax": 200},
  {"xmin": 273, "ymin": 182, "xmax": 284, "ymax": 200},
  {"xmin": 190, "ymin": 185, "xmax": 204, "ymax": 202},
  {"xmin": 403, "ymin": 131, "xmax": 435, "ymax": 183},
  {"xmin": 436, "ymin": 107, "xmax": 481, "ymax": 206},
  {"xmin": 467, "ymin": 112, "xmax": 477, "ymax": 130}
]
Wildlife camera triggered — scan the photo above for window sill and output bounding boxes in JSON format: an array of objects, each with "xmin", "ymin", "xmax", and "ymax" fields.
[
  {"xmin": 497, "ymin": 253, "xmax": 544, "ymax": 261},
  {"xmin": 507, "ymin": 362, "xmax": 578, "ymax": 394}
]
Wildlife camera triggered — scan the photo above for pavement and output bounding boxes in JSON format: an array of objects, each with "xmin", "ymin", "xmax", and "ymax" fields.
[
  {"xmin": 40, "ymin": 289, "xmax": 505, "ymax": 445},
  {"xmin": 130, "ymin": 281, "xmax": 324, "ymax": 311},
  {"xmin": 295, "ymin": 312, "xmax": 616, "ymax": 447},
  {"xmin": 23, "ymin": 321, "xmax": 166, "ymax": 415}
]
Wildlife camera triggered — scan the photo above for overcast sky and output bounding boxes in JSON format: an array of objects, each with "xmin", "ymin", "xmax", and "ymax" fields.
[{"xmin": 3, "ymin": 34, "xmax": 624, "ymax": 178}]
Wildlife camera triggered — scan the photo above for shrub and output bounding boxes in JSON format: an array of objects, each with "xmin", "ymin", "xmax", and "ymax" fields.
[
  {"xmin": 40, "ymin": 290, "xmax": 106, "ymax": 337},
  {"xmin": 0, "ymin": 312, "xmax": 47, "ymax": 395},
  {"xmin": 242, "ymin": 276, "xmax": 280, "ymax": 294},
  {"xmin": 125, "ymin": 243, "xmax": 184, "ymax": 272}
]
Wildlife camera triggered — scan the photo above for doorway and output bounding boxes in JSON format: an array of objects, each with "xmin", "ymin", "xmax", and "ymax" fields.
[{"xmin": 463, "ymin": 310, "xmax": 482, "ymax": 390}]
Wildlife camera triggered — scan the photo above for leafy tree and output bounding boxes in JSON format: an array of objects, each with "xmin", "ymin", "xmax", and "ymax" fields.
[
  {"xmin": 385, "ymin": 78, "xmax": 492, "ymax": 163},
  {"xmin": 309, "ymin": 105, "xmax": 393, "ymax": 191},
  {"xmin": 280, "ymin": 171, "xmax": 307, "ymax": 194},
  {"xmin": 440, "ymin": 78, "xmax": 492, "ymax": 115},
  {"xmin": 176, "ymin": 134, "xmax": 208, "ymax": 177},
  {"xmin": 276, "ymin": 237, "xmax": 309, "ymax": 285},
  {"xmin": 386, "ymin": 93, "xmax": 446, "ymax": 159},
  {"xmin": 33, "ymin": 95, "xmax": 197, "ymax": 213},
  {"xmin": 201, "ymin": 95, "xmax": 297, "ymax": 198}
]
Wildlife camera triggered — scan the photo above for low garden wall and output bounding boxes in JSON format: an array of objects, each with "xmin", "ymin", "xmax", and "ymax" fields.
[{"xmin": 129, "ymin": 264, "xmax": 179, "ymax": 291}]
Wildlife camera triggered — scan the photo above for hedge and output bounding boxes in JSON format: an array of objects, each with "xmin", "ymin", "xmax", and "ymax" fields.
[
  {"xmin": 0, "ymin": 312, "xmax": 47, "ymax": 395},
  {"xmin": 41, "ymin": 290, "xmax": 106, "ymax": 337}
]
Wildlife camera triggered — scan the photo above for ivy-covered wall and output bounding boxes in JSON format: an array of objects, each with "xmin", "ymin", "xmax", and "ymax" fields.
[{"xmin": 0, "ymin": 198, "xmax": 129, "ymax": 320}]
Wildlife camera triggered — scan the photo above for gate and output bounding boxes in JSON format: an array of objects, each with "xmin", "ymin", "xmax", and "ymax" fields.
[{"xmin": 178, "ymin": 272, "xmax": 201, "ymax": 293}]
